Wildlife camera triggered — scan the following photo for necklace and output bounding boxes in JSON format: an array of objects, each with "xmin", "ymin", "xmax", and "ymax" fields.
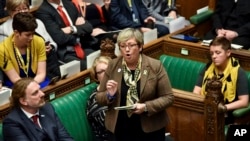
[{"xmin": 12, "ymin": 42, "xmax": 30, "ymax": 77}]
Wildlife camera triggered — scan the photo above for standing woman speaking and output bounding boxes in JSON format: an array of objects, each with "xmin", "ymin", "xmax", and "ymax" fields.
[{"xmin": 96, "ymin": 28, "xmax": 174, "ymax": 141}]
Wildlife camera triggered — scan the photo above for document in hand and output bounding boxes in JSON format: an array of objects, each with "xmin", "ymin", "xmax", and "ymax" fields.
[{"xmin": 114, "ymin": 105, "xmax": 136, "ymax": 110}]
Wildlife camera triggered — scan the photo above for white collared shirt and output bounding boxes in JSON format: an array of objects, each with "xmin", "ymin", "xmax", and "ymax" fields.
[{"xmin": 21, "ymin": 108, "xmax": 42, "ymax": 128}]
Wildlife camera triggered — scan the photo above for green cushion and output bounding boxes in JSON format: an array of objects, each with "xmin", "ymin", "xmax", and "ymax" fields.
[
  {"xmin": 190, "ymin": 10, "xmax": 214, "ymax": 24},
  {"xmin": 51, "ymin": 83, "xmax": 97, "ymax": 141},
  {"xmin": 159, "ymin": 55, "xmax": 205, "ymax": 92},
  {"xmin": 0, "ymin": 123, "xmax": 2, "ymax": 140}
]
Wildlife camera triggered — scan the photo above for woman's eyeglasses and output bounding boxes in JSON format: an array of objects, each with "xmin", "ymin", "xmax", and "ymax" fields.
[
  {"xmin": 13, "ymin": 7, "xmax": 29, "ymax": 13},
  {"xmin": 96, "ymin": 69, "xmax": 106, "ymax": 75},
  {"xmin": 119, "ymin": 43, "xmax": 138, "ymax": 49}
]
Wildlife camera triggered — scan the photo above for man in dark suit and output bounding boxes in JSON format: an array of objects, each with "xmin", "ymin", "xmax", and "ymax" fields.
[
  {"xmin": 109, "ymin": 0, "xmax": 169, "ymax": 37},
  {"xmin": 35, "ymin": 0, "xmax": 95, "ymax": 70},
  {"xmin": 2, "ymin": 78, "xmax": 73, "ymax": 141},
  {"xmin": 204, "ymin": 0, "xmax": 250, "ymax": 50}
]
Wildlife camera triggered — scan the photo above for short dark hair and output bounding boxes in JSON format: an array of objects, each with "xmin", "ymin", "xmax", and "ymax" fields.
[
  {"xmin": 12, "ymin": 12, "xmax": 37, "ymax": 32},
  {"xmin": 209, "ymin": 37, "xmax": 231, "ymax": 50}
]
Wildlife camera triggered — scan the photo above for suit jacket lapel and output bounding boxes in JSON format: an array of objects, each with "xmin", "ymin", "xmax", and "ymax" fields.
[
  {"xmin": 39, "ymin": 110, "xmax": 55, "ymax": 141},
  {"xmin": 17, "ymin": 108, "xmax": 42, "ymax": 141}
]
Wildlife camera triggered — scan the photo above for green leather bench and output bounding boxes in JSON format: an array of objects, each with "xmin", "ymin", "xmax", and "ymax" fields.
[
  {"xmin": 159, "ymin": 54, "xmax": 250, "ymax": 136},
  {"xmin": 0, "ymin": 82, "xmax": 98, "ymax": 141},
  {"xmin": 190, "ymin": 9, "xmax": 214, "ymax": 25},
  {"xmin": 159, "ymin": 54, "xmax": 206, "ymax": 92}
]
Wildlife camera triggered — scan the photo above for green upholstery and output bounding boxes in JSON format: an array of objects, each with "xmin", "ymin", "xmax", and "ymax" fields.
[
  {"xmin": 51, "ymin": 82, "xmax": 97, "ymax": 141},
  {"xmin": 0, "ymin": 124, "xmax": 2, "ymax": 140},
  {"xmin": 190, "ymin": 10, "xmax": 214, "ymax": 25},
  {"xmin": 159, "ymin": 54, "xmax": 205, "ymax": 92}
]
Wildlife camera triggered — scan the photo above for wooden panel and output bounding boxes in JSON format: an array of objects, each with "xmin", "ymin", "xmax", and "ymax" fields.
[
  {"xmin": 167, "ymin": 89, "xmax": 205, "ymax": 141},
  {"xmin": 176, "ymin": 0, "xmax": 209, "ymax": 19}
]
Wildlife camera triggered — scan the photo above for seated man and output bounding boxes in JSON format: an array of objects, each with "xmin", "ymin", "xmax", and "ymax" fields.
[
  {"xmin": 71, "ymin": 0, "xmax": 118, "ymax": 50},
  {"xmin": 193, "ymin": 37, "xmax": 249, "ymax": 125},
  {"xmin": 109, "ymin": 0, "xmax": 169, "ymax": 37},
  {"xmin": 0, "ymin": 12, "xmax": 49, "ymax": 88},
  {"xmin": 0, "ymin": 0, "xmax": 61, "ymax": 80},
  {"xmin": 204, "ymin": 0, "xmax": 250, "ymax": 50},
  {"xmin": 35, "ymin": 0, "xmax": 95, "ymax": 70},
  {"xmin": 2, "ymin": 77, "xmax": 74, "ymax": 141}
]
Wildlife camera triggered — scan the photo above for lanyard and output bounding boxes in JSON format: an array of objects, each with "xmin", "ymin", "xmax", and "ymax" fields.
[
  {"xmin": 168, "ymin": 0, "xmax": 172, "ymax": 7},
  {"xmin": 13, "ymin": 42, "xmax": 30, "ymax": 77},
  {"xmin": 127, "ymin": 0, "xmax": 132, "ymax": 8}
]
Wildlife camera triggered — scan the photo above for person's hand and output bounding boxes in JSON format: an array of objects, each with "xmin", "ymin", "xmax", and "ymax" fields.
[
  {"xmin": 75, "ymin": 16, "xmax": 85, "ymax": 25},
  {"xmin": 224, "ymin": 30, "xmax": 238, "ymax": 41},
  {"xmin": 106, "ymin": 80, "xmax": 118, "ymax": 96},
  {"xmin": 140, "ymin": 27, "xmax": 152, "ymax": 33},
  {"xmin": 103, "ymin": 0, "xmax": 111, "ymax": 10},
  {"xmin": 61, "ymin": 26, "xmax": 72, "ymax": 34},
  {"xmin": 133, "ymin": 103, "xmax": 147, "ymax": 114},
  {"xmin": 168, "ymin": 10, "xmax": 177, "ymax": 19},
  {"xmin": 45, "ymin": 44, "xmax": 52, "ymax": 54},
  {"xmin": 216, "ymin": 28, "xmax": 226, "ymax": 37},
  {"xmin": 144, "ymin": 16, "xmax": 156, "ymax": 23},
  {"xmin": 91, "ymin": 28, "xmax": 106, "ymax": 36},
  {"xmin": 218, "ymin": 103, "xmax": 227, "ymax": 113}
]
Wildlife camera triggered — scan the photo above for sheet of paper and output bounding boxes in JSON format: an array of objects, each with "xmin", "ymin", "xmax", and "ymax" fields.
[{"xmin": 114, "ymin": 105, "xmax": 136, "ymax": 110}]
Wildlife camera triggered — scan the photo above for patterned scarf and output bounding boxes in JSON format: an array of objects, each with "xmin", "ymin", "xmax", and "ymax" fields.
[
  {"xmin": 122, "ymin": 55, "xmax": 142, "ymax": 117},
  {"xmin": 201, "ymin": 57, "xmax": 239, "ymax": 102}
]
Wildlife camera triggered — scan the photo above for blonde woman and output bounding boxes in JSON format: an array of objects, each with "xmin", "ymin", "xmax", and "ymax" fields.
[{"xmin": 87, "ymin": 56, "xmax": 113, "ymax": 141}]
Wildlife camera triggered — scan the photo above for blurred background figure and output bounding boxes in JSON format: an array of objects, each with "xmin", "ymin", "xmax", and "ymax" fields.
[
  {"xmin": 87, "ymin": 56, "xmax": 114, "ymax": 141},
  {"xmin": 108, "ymin": 0, "xmax": 169, "ymax": 37},
  {"xmin": 0, "ymin": 0, "xmax": 61, "ymax": 81},
  {"xmin": 142, "ymin": 0, "xmax": 178, "ymax": 24},
  {"xmin": 0, "ymin": 12, "xmax": 48, "ymax": 88},
  {"xmin": 204, "ymin": 0, "xmax": 250, "ymax": 50}
]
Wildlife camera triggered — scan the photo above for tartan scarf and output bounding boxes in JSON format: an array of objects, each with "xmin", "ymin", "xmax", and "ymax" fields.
[{"xmin": 122, "ymin": 55, "xmax": 142, "ymax": 117}]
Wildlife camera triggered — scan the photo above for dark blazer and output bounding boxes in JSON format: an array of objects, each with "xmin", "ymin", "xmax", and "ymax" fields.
[
  {"xmin": 96, "ymin": 54, "xmax": 174, "ymax": 133},
  {"xmin": 109, "ymin": 0, "xmax": 149, "ymax": 29},
  {"xmin": 35, "ymin": 0, "xmax": 93, "ymax": 58},
  {"xmin": 212, "ymin": 0, "xmax": 250, "ymax": 36},
  {"xmin": 3, "ymin": 103, "xmax": 73, "ymax": 141}
]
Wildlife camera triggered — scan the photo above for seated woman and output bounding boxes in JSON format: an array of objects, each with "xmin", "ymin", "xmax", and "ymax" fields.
[
  {"xmin": 87, "ymin": 56, "xmax": 113, "ymax": 141},
  {"xmin": 0, "ymin": 0, "xmax": 61, "ymax": 80},
  {"xmin": 0, "ymin": 12, "xmax": 48, "ymax": 88},
  {"xmin": 193, "ymin": 37, "xmax": 249, "ymax": 125}
]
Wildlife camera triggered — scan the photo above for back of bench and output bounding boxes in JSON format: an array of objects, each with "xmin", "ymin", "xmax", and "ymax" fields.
[
  {"xmin": 159, "ymin": 54, "xmax": 205, "ymax": 92},
  {"xmin": 51, "ymin": 82, "xmax": 97, "ymax": 141}
]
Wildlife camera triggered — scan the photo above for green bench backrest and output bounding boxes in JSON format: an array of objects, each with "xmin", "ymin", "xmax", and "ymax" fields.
[
  {"xmin": 0, "ymin": 124, "xmax": 2, "ymax": 141},
  {"xmin": 50, "ymin": 82, "xmax": 97, "ymax": 141},
  {"xmin": 159, "ymin": 55, "xmax": 205, "ymax": 92}
]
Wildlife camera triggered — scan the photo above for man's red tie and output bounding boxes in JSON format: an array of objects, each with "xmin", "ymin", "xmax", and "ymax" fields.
[
  {"xmin": 57, "ymin": 5, "xmax": 85, "ymax": 59},
  {"xmin": 31, "ymin": 115, "xmax": 40, "ymax": 127}
]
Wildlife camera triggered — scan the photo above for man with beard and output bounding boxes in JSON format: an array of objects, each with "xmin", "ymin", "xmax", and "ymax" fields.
[{"xmin": 2, "ymin": 78, "xmax": 73, "ymax": 141}]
